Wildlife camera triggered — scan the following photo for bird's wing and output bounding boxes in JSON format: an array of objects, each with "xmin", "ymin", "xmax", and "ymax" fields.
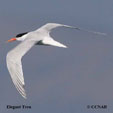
[
  {"xmin": 6, "ymin": 39, "xmax": 36, "ymax": 99},
  {"xmin": 37, "ymin": 23, "xmax": 106, "ymax": 35}
]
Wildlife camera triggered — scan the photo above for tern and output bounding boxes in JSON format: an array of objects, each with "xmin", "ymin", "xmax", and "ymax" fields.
[{"xmin": 6, "ymin": 23, "xmax": 106, "ymax": 99}]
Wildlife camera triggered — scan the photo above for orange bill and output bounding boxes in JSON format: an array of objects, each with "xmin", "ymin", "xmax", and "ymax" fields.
[{"xmin": 7, "ymin": 38, "xmax": 16, "ymax": 42}]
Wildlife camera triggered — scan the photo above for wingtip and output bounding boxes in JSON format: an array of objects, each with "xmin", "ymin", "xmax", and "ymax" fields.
[
  {"xmin": 96, "ymin": 32, "xmax": 107, "ymax": 36},
  {"xmin": 24, "ymin": 96, "xmax": 27, "ymax": 99},
  {"xmin": 22, "ymin": 93, "xmax": 27, "ymax": 99}
]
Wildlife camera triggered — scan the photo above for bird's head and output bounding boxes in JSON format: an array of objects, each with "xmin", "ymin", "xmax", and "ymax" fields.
[{"xmin": 7, "ymin": 32, "xmax": 28, "ymax": 43}]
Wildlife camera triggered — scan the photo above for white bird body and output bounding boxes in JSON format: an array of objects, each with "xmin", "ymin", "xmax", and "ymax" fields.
[{"xmin": 6, "ymin": 23, "xmax": 106, "ymax": 99}]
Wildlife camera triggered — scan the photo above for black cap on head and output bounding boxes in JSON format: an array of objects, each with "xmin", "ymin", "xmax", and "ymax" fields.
[{"xmin": 16, "ymin": 32, "xmax": 28, "ymax": 38}]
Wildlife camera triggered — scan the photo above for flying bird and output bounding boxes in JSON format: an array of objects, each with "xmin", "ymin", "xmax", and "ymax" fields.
[{"xmin": 6, "ymin": 23, "xmax": 106, "ymax": 99}]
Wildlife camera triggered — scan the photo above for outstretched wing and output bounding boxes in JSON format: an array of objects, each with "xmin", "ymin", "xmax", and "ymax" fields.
[
  {"xmin": 6, "ymin": 39, "xmax": 36, "ymax": 99},
  {"xmin": 37, "ymin": 23, "xmax": 106, "ymax": 35}
]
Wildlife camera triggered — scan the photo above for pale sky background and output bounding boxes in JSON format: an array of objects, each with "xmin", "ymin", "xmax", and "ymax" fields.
[{"xmin": 0, "ymin": 0, "xmax": 113, "ymax": 113}]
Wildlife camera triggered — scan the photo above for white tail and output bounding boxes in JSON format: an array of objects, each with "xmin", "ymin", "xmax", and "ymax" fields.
[{"xmin": 42, "ymin": 38, "xmax": 67, "ymax": 48}]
